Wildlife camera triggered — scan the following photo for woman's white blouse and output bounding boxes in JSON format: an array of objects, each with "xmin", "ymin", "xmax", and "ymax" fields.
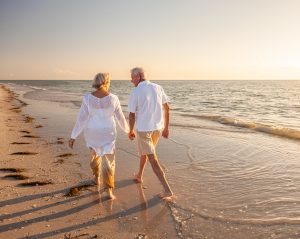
[{"xmin": 71, "ymin": 93, "xmax": 129, "ymax": 156}]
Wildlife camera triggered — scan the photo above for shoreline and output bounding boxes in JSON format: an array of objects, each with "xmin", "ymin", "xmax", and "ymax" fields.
[
  {"xmin": 0, "ymin": 84, "xmax": 179, "ymax": 239},
  {"xmin": 2, "ymin": 82, "xmax": 300, "ymax": 238}
]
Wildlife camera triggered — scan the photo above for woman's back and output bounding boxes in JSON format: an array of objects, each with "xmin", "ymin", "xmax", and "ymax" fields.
[{"xmin": 87, "ymin": 93, "xmax": 117, "ymax": 129}]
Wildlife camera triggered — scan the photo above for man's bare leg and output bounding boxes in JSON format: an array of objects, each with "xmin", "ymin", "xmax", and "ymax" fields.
[
  {"xmin": 148, "ymin": 154, "xmax": 173, "ymax": 199},
  {"xmin": 134, "ymin": 155, "xmax": 147, "ymax": 183}
]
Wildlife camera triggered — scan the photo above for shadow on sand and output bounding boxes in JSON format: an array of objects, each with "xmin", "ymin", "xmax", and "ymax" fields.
[{"xmin": 0, "ymin": 178, "xmax": 166, "ymax": 238}]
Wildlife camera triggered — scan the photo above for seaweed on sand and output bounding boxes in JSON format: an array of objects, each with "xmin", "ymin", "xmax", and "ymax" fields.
[
  {"xmin": 0, "ymin": 168, "xmax": 25, "ymax": 173},
  {"xmin": 56, "ymin": 138, "xmax": 64, "ymax": 144},
  {"xmin": 10, "ymin": 107, "xmax": 21, "ymax": 113},
  {"xmin": 56, "ymin": 153, "xmax": 76, "ymax": 158},
  {"xmin": 64, "ymin": 233, "xmax": 90, "ymax": 239},
  {"xmin": 10, "ymin": 151, "xmax": 38, "ymax": 155},
  {"xmin": 18, "ymin": 180, "xmax": 53, "ymax": 187},
  {"xmin": 54, "ymin": 159, "xmax": 64, "ymax": 164},
  {"xmin": 24, "ymin": 116, "xmax": 34, "ymax": 123},
  {"xmin": 22, "ymin": 135, "xmax": 40, "ymax": 138},
  {"xmin": 19, "ymin": 130, "xmax": 31, "ymax": 134},
  {"xmin": 3, "ymin": 174, "xmax": 30, "ymax": 180},
  {"xmin": 11, "ymin": 142, "xmax": 31, "ymax": 145},
  {"xmin": 65, "ymin": 184, "xmax": 94, "ymax": 197}
]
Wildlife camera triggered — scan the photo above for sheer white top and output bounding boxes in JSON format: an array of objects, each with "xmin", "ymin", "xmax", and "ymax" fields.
[{"xmin": 71, "ymin": 93, "xmax": 129, "ymax": 156}]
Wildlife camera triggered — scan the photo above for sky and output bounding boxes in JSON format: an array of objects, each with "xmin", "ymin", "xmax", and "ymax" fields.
[{"xmin": 0, "ymin": 0, "xmax": 300, "ymax": 80}]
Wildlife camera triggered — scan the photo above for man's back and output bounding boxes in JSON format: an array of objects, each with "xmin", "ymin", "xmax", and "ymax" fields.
[{"xmin": 128, "ymin": 81, "xmax": 169, "ymax": 132}]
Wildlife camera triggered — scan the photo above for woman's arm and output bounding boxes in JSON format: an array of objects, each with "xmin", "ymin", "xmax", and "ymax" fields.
[{"xmin": 69, "ymin": 96, "xmax": 89, "ymax": 148}]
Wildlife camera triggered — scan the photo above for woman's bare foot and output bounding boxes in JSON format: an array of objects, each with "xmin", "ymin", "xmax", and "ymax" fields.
[
  {"xmin": 159, "ymin": 191, "xmax": 174, "ymax": 201},
  {"xmin": 107, "ymin": 188, "xmax": 116, "ymax": 200},
  {"xmin": 133, "ymin": 173, "xmax": 143, "ymax": 183}
]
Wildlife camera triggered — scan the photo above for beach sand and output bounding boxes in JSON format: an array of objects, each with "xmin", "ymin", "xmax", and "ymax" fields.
[
  {"xmin": 2, "ymin": 82, "xmax": 300, "ymax": 239},
  {"xmin": 0, "ymin": 85, "xmax": 178, "ymax": 239}
]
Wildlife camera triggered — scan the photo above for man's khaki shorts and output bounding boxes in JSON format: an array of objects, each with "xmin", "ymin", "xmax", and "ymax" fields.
[{"xmin": 137, "ymin": 130, "xmax": 161, "ymax": 156}]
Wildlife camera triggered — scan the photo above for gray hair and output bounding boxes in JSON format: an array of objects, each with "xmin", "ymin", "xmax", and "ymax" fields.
[
  {"xmin": 92, "ymin": 73, "xmax": 111, "ymax": 89},
  {"xmin": 131, "ymin": 67, "xmax": 147, "ymax": 80}
]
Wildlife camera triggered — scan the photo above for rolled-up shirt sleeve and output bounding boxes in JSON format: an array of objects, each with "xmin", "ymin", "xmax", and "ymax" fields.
[
  {"xmin": 161, "ymin": 87, "xmax": 170, "ymax": 104},
  {"xmin": 71, "ymin": 95, "xmax": 89, "ymax": 139},
  {"xmin": 114, "ymin": 97, "xmax": 129, "ymax": 133},
  {"xmin": 128, "ymin": 90, "xmax": 137, "ymax": 113}
]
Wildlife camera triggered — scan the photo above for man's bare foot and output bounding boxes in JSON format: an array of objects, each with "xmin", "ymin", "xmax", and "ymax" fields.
[
  {"xmin": 133, "ymin": 173, "xmax": 143, "ymax": 183},
  {"xmin": 159, "ymin": 191, "xmax": 174, "ymax": 201},
  {"xmin": 93, "ymin": 176, "xmax": 100, "ymax": 185}
]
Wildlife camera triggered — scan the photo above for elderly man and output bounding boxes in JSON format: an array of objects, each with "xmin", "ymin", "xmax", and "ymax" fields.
[{"xmin": 128, "ymin": 67, "xmax": 173, "ymax": 199}]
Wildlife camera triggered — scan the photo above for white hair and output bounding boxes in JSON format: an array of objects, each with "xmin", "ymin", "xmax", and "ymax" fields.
[
  {"xmin": 131, "ymin": 67, "xmax": 147, "ymax": 80},
  {"xmin": 92, "ymin": 73, "xmax": 110, "ymax": 89}
]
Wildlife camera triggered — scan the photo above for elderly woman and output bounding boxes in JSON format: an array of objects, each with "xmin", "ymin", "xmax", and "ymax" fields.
[{"xmin": 69, "ymin": 73, "xmax": 129, "ymax": 200}]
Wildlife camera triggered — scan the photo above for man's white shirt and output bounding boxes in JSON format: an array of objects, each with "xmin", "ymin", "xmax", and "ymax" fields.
[{"xmin": 128, "ymin": 81, "xmax": 169, "ymax": 132}]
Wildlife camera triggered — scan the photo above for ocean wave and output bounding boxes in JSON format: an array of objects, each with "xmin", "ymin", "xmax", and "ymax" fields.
[
  {"xmin": 28, "ymin": 86, "xmax": 47, "ymax": 91},
  {"xmin": 180, "ymin": 114, "xmax": 300, "ymax": 141},
  {"xmin": 70, "ymin": 100, "xmax": 82, "ymax": 107},
  {"xmin": 20, "ymin": 90, "xmax": 87, "ymax": 111},
  {"xmin": 170, "ymin": 202, "xmax": 300, "ymax": 226}
]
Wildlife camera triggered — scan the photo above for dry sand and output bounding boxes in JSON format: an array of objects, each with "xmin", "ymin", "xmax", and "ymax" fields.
[{"xmin": 0, "ymin": 84, "xmax": 178, "ymax": 239}]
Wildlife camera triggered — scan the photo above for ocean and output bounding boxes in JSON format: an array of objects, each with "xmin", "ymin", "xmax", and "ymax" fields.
[
  {"xmin": 2, "ymin": 80, "xmax": 300, "ymax": 139},
  {"xmin": 1, "ymin": 79, "xmax": 300, "ymax": 238}
]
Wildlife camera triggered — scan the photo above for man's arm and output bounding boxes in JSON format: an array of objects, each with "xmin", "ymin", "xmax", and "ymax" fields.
[
  {"xmin": 162, "ymin": 103, "xmax": 170, "ymax": 138},
  {"xmin": 128, "ymin": 112, "xmax": 136, "ymax": 140}
]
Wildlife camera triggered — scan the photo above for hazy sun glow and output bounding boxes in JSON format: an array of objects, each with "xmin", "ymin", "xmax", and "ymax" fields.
[{"xmin": 1, "ymin": 0, "xmax": 300, "ymax": 80}]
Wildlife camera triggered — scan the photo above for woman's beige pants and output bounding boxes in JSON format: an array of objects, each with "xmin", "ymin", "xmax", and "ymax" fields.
[{"xmin": 90, "ymin": 149, "xmax": 115, "ymax": 189}]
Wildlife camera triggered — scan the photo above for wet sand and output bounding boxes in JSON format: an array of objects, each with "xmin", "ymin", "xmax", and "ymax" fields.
[
  {"xmin": 3, "ymin": 82, "xmax": 300, "ymax": 239},
  {"xmin": 0, "ymin": 84, "xmax": 178, "ymax": 239}
]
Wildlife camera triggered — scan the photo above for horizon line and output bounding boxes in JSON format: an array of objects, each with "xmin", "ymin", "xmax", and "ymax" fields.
[{"xmin": 0, "ymin": 79, "xmax": 300, "ymax": 81}]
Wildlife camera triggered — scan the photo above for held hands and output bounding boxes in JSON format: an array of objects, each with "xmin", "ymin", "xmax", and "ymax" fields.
[
  {"xmin": 68, "ymin": 139, "xmax": 75, "ymax": 149},
  {"xmin": 162, "ymin": 128, "xmax": 169, "ymax": 138},
  {"xmin": 128, "ymin": 130, "xmax": 135, "ymax": 141}
]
